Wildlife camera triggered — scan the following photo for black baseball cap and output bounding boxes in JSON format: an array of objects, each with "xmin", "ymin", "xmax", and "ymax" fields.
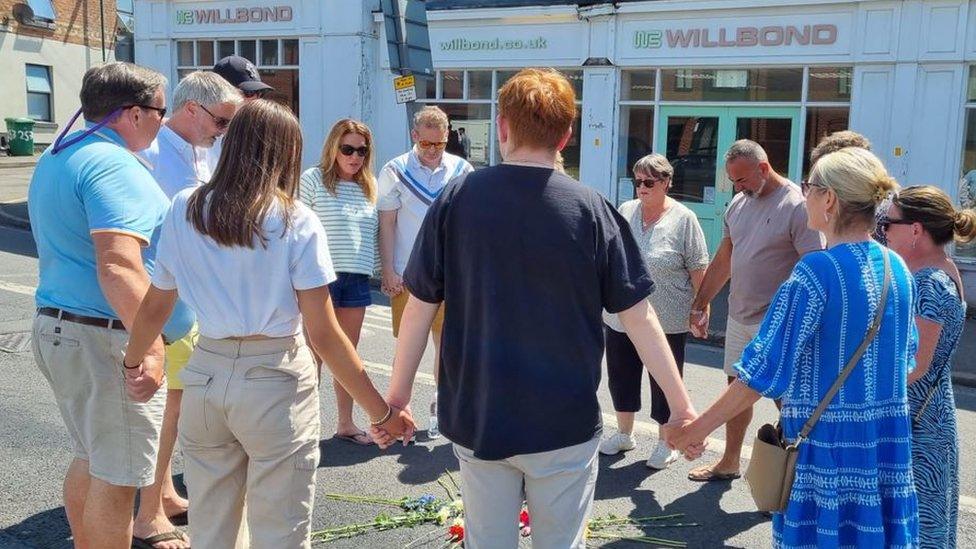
[{"xmin": 213, "ymin": 56, "xmax": 274, "ymax": 93}]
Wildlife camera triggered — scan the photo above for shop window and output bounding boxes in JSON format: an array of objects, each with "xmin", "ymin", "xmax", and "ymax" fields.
[
  {"xmin": 218, "ymin": 40, "xmax": 235, "ymax": 60},
  {"xmin": 661, "ymin": 68, "xmax": 802, "ymax": 102},
  {"xmin": 440, "ymin": 71, "xmax": 463, "ymax": 99},
  {"xmin": 177, "ymin": 41, "xmax": 194, "ymax": 66},
  {"xmin": 807, "ymin": 67, "xmax": 852, "ymax": 102},
  {"xmin": 416, "ymin": 75, "xmax": 436, "ymax": 100},
  {"xmin": 25, "ymin": 64, "xmax": 53, "ymax": 122},
  {"xmin": 239, "ymin": 40, "xmax": 257, "ymax": 64},
  {"xmin": 621, "ymin": 71, "xmax": 655, "ymax": 101},
  {"xmin": 802, "ymin": 107, "xmax": 850, "ymax": 179},
  {"xmin": 616, "ymin": 106, "xmax": 654, "ymax": 203},
  {"xmin": 177, "ymin": 39, "xmax": 301, "ymax": 116},
  {"xmin": 467, "ymin": 71, "xmax": 492, "ymax": 100},
  {"xmin": 260, "ymin": 40, "xmax": 278, "ymax": 66},
  {"xmin": 958, "ymin": 67, "xmax": 976, "ymax": 260},
  {"xmin": 196, "ymin": 41, "xmax": 214, "ymax": 67},
  {"xmin": 495, "ymin": 70, "xmax": 518, "ymax": 97},
  {"xmin": 282, "ymin": 40, "xmax": 299, "ymax": 66},
  {"xmin": 426, "ymin": 103, "xmax": 492, "ymax": 168}
]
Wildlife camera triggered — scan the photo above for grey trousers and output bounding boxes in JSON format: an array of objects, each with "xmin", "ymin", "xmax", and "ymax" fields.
[{"xmin": 453, "ymin": 435, "xmax": 600, "ymax": 549}]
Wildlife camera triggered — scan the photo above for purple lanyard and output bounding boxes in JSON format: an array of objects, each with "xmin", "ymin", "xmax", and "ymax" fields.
[{"xmin": 51, "ymin": 107, "xmax": 124, "ymax": 155}]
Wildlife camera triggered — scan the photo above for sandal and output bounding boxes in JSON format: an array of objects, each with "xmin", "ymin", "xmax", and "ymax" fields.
[
  {"xmin": 334, "ymin": 430, "xmax": 375, "ymax": 446},
  {"xmin": 132, "ymin": 529, "xmax": 189, "ymax": 549},
  {"xmin": 688, "ymin": 465, "xmax": 741, "ymax": 482}
]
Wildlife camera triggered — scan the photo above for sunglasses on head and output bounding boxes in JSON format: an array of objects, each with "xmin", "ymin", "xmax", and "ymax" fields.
[
  {"xmin": 418, "ymin": 140, "xmax": 447, "ymax": 150},
  {"xmin": 198, "ymin": 104, "xmax": 230, "ymax": 130},
  {"xmin": 633, "ymin": 176, "xmax": 667, "ymax": 189},
  {"xmin": 339, "ymin": 144, "xmax": 369, "ymax": 157}
]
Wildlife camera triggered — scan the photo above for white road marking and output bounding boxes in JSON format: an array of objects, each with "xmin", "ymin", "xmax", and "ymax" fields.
[{"xmin": 0, "ymin": 281, "xmax": 35, "ymax": 296}]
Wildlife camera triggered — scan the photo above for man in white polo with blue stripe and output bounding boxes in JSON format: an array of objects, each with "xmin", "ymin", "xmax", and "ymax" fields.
[{"xmin": 378, "ymin": 105, "xmax": 473, "ymax": 437}]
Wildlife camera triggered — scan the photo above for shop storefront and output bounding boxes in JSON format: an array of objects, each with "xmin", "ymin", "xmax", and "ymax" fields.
[
  {"xmin": 134, "ymin": 0, "xmax": 976, "ymax": 303},
  {"xmin": 425, "ymin": 0, "xmax": 976, "ymax": 301}
]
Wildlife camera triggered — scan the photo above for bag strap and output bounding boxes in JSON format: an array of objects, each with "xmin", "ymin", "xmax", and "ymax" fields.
[{"xmin": 795, "ymin": 249, "xmax": 891, "ymax": 444}]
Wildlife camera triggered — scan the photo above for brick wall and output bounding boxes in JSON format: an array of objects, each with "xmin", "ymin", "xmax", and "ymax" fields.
[{"xmin": 1, "ymin": 0, "xmax": 118, "ymax": 51}]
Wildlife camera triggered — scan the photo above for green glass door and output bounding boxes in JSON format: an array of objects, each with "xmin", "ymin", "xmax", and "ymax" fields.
[{"xmin": 656, "ymin": 106, "xmax": 800, "ymax": 255}]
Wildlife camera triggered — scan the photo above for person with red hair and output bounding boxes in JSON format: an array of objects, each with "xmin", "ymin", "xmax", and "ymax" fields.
[{"xmin": 379, "ymin": 68, "xmax": 699, "ymax": 548}]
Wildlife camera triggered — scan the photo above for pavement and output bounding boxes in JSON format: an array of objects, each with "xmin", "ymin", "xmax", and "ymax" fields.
[{"xmin": 2, "ymin": 157, "xmax": 975, "ymax": 387}]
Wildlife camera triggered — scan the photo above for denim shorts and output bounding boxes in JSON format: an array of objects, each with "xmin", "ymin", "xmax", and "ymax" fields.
[{"xmin": 328, "ymin": 272, "xmax": 372, "ymax": 308}]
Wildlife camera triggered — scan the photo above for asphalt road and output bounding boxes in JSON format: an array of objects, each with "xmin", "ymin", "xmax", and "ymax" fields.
[{"xmin": 0, "ymin": 225, "xmax": 974, "ymax": 548}]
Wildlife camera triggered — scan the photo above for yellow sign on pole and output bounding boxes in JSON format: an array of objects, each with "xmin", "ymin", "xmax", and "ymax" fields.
[{"xmin": 394, "ymin": 75, "xmax": 417, "ymax": 104}]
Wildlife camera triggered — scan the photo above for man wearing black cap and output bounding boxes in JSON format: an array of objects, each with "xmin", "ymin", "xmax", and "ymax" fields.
[
  {"xmin": 213, "ymin": 55, "xmax": 274, "ymax": 99},
  {"xmin": 208, "ymin": 55, "xmax": 275, "ymax": 170}
]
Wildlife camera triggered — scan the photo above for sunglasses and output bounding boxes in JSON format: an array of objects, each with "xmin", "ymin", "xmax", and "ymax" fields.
[
  {"xmin": 634, "ymin": 176, "xmax": 668, "ymax": 189},
  {"xmin": 339, "ymin": 144, "xmax": 369, "ymax": 157},
  {"xmin": 127, "ymin": 104, "xmax": 167, "ymax": 119},
  {"xmin": 199, "ymin": 104, "xmax": 231, "ymax": 130},
  {"xmin": 800, "ymin": 180, "xmax": 827, "ymax": 197},
  {"xmin": 880, "ymin": 217, "xmax": 914, "ymax": 233},
  {"xmin": 418, "ymin": 140, "xmax": 447, "ymax": 150},
  {"xmin": 243, "ymin": 90, "xmax": 268, "ymax": 99}
]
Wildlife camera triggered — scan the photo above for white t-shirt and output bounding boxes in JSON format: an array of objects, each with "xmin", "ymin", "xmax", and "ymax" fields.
[
  {"xmin": 376, "ymin": 149, "xmax": 473, "ymax": 274},
  {"xmin": 140, "ymin": 125, "xmax": 213, "ymax": 199},
  {"xmin": 152, "ymin": 188, "xmax": 337, "ymax": 339}
]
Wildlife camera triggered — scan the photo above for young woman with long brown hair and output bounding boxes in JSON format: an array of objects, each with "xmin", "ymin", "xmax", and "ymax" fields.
[
  {"xmin": 122, "ymin": 100, "xmax": 412, "ymax": 548},
  {"xmin": 299, "ymin": 119, "xmax": 378, "ymax": 446}
]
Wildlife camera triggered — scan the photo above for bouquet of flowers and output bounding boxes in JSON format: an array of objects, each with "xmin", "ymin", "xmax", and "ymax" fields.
[{"xmin": 311, "ymin": 471, "xmax": 697, "ymax": 547}]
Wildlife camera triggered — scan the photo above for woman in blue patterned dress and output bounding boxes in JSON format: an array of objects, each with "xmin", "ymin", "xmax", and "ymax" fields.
[
  {"xmin": 669, "ymin": 148, "xmax": 918, "ymax": 547},
  {"xmin": 883, "ymin": 185, "xmax": 976, "ymax": 548}
]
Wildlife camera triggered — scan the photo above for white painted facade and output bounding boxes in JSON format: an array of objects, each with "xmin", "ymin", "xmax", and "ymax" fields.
[{"xmin": 134, "ymin": 0, "xmax": 976, "ymax": 305}]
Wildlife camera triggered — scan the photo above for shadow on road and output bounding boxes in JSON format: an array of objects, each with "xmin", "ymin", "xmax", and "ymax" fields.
[
  {"xmin": 595, "ymin": 457, "xmax": 767, "ymax": 547},
  {"xmin": 0, "ymin": 506, "xmax": 71, "ymax": 549},
  {"xmin": 318, "ymin": 436, "xmax": 459, "ymax": 487},
  {"xmin": 0, "ymin": 225, "xmax": 36, "ymax": 258}
]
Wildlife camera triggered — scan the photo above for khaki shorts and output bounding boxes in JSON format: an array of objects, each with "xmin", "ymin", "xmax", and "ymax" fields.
[
  {"xmin": 391, "ymin": 288, "xmax": 444, "ymax": 337},
  {"xmin": 31, "ymin": 313, "xmax": 165, "ymax": 487},
  {"xmin": 164, "ymin": 325, "xmax": 198, "ymax": 391},
  {"xmin": 723, "ymin": 316, "xmax": 761, "ymax": 377}
]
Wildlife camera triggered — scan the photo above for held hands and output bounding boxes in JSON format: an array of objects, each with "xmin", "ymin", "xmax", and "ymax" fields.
[
  {"xmin": 689, "ymin": 307, "xmax": 710, "ymax": 339},
  {"xmin": 369, "ymin": 401, "xmax": 416, "ymax": 449},
  {"xmin": 661, "ymin": 412, "xmax": 708, "ymax": 461},
  {"xmin": 381, "ymin": 271, "xmax": 404, "ymax": 298},
  {"xmin": 122, "ymin": 349, "xmax": 165, "ymax": 402}
]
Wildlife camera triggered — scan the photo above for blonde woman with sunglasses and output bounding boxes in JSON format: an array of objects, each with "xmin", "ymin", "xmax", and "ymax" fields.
[{"xmin": 299, "ymin": 119, "xmax": 379, "ymax": 446}]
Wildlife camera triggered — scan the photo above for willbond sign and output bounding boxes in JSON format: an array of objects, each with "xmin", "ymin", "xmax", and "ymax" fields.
[
  {"xmin": 430, "ymin": 23, "xmax": 585, "ymax": 65},
  {"xmin": 620, "ymin": 13, "xmax": 852, "ymax": 60},
  {"xmin": 174, "ymin": 2, "xmax": 295, "ymax": 27}
]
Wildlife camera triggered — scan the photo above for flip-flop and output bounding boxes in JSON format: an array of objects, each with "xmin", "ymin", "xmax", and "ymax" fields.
[
  {"xmin": 132, "ymin": 529, "xmax": 188, "ymax": 549},
  {"xmin": 334, "ymin": 431, "xmax": 375, "ymax": 446},
  {"xmin": 687, "ymin": 466, "xmax": 741, "ymax": 482}
]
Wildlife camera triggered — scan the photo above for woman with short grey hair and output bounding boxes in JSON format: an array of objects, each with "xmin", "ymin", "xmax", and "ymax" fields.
[{"xmin": 599, "ymin": 153, "xmax": 710, "ymax": 470}]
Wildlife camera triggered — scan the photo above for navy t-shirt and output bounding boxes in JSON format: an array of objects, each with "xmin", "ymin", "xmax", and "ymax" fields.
[{"xmin": 403, "ymin": 164, "xmax": 654, "ymax": 460}]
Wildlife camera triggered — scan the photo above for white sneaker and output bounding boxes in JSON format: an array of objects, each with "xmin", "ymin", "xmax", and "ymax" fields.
[
  {"xmin": 646, "ymin": 439, "xmax": 679, "ymax": 470},
  {"xmin": 599, "ymin": 432, "xmax": 636, "ymax": 455}
]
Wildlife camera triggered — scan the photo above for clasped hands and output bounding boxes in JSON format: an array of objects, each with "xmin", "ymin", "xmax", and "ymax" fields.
[
  {"xmin": 660, "ymin": 412, "xmax": 708, "ymax": 461},
  {"xmin": 369, "ymin": 397, "xmax": 417, "ymax": 449}
]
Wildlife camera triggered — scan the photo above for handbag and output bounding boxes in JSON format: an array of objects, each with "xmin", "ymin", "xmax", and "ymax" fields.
[{"xmin": 744, "ymin": 249, "xmax": 891, "ymax": 513}]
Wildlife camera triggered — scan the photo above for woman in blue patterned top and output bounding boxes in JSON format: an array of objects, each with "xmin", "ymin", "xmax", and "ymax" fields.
[
  {"xmin": 670, "ymin": 147, "xmax": 918, "ymax": 547},
  {"xmin": 884, "ymin": 185, "xmax": 976, "ymax": 548},
  {"xmin": 300, "ymin": 119, "xmax": 379, "ymax": 446}
]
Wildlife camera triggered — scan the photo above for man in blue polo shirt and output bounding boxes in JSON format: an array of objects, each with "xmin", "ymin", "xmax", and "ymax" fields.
[{"xmin": 29, "ymin": 62, "xmax": 190, "ymax": 549}]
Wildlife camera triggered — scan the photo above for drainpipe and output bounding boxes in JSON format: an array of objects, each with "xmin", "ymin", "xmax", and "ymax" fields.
[{"xmin": 99, "ymin": 0, "xmax": 106, "ymax": 62}]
